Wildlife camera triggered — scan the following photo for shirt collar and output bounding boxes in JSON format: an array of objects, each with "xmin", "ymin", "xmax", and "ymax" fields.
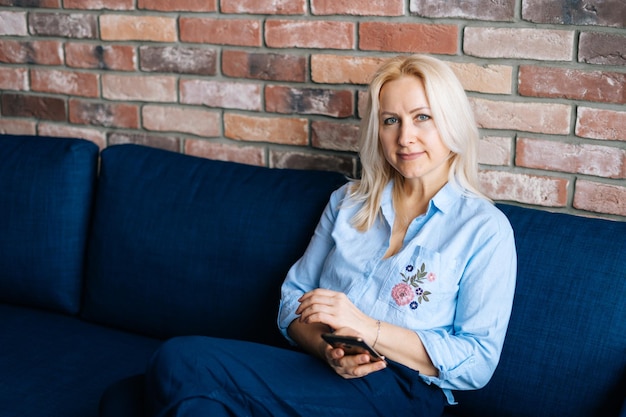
[
  {"xmin": 380, "ymin": 180, "xmax": 462, "ymax": 224},
  {"xmin": 430, "ymin": 181, "xmax": 462, "ymax": 215}
]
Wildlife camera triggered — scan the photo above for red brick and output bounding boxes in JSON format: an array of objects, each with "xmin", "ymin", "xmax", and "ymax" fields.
[
  {"xmin": 579, "ymin": 32, "xmax": 626, "ymax": 66},
  {"xmin": 65, "ymin": 43, "xmax": 136, "ymax": 71},
  {"xmin": 63, "ymin": 0, "xmax": 133, "ymax": 9},
  {"xmin": 478, "ymin": 136, "xmax": 512, "ymax": 166},
  {"xmin": 516, "ymin": 137, "xmax": 625, "ymax": 179},
  {"xmin": 311, "ymin": 54, "xmax": 385, "ymax": 85},
  {"xmin": 100, "ymin": 15, "xmax": 177, "ymax": 42},
  {"xmin": 140, "ymin": 46, "xmax": 216, "ymax": 75},
  {"xmin": 0, "ymin": 67, "xmax": 28, "ymax": 91},
  {"xmin": 224, "ymin": 113, "xmax": 308, "ymax": 145},
  {"xmin": 311, "ymin": 120, "xmax": 359, "ymax": 152},
  {"xmin": 471, "ymin": 98, "xmax": 571, "ymax": 135},
  {"xmin": 411, "ymin": 0, "xmax": 515, "ymax": 21},
  {"xmin": 0, "ymin": 39, "xmax": 63, "ymax": 65},
  {"xmin": 185, "ymin": 139, "xmax": 265, "ymax": 167},
  {"xmin": 479, "ymin": 170, "xmax": 569, "ymax": 207},
  {"xmin": 357, "ymin": 90, "xmax": 368, "ymax": 119},
  {"xmin": 576, "ymin": 107, "xmax": 626, "ymax": 141},
  {"xmin": 270, "ymin": 149, "xmax": 356, "ymax": 176},
  {"xmin": 180, "ymin": 18, "xmax": 261, "ymax": 47},
  {"xmin": 449, "ymin": 62, "xmax": 513, "ymax": 95},
  {"xmin": 138, "ymin": 0, "xmax": 216, "ymax": 11},
  {"xmin": 0, "ymin": 11, "xmax": 27, "ymax": 36},
  {"xmin": 311, "ymin": 0, "xmax": 403, "ymax": 16},
  {"xmin": 574, "ymin": 180, "xmax": 626, "ymax": 216},
  {"xmin": 1, "ymin": 93, "xmax": 66, "ymax": 121},
  {"xmin": 102, "ymin": 74, "xmax": 177, "ymax": 102},
  {"xmin": 221, "ymin": 0, "xmax": 305, "ymax": 14},
  {"xmin": 522, "ymin": 0, "xmax": 626, "ymax": 28},
  {"xmin": 464, "ymin": 27, "xmax": 574, "ymax": 60},
  {"xmin": 222, "ymin": 50, "xmax": 306, "ymax": 82},
  {"xmin": 265, "ymin": 20, "xmax": 355, "ymax": 49},
  {"xmin": 180, "ymin": 80, "xmax": 262, "ymax": 111},
  {"xmin": 38, "ymin": 122, "xmax": 106, "ymax": 149},
  {"xmin": 69, "ymin": 99, "xmax": 139, "ymax": 129},
  {"xmin": 265, "ymin": 85, "xmax": 353, "ymax": 118},
  {"xmin": 519, "ymin": 66, "xmax": 626, "ymax": 104},
  {"xmin": 0, "ymin": 118, "xmax": 36, "ymax": 135},
  {"xmin": 31, "ymin": 68, "xmax": 98, "ymax": 97},
  {"xmin": 29, "ymin": 13, "xmax": 97, "ymax": 38},
  {"xmin": 359, "ymin": 22, "xmax": 457, "ymax": 54},
  {"xmin": 109, "ymin": 132, "xmax": 180, "ymax": 152},
  {"xmin": 143, "ymin": 105, "xmax": 221, "ymax": 138}
]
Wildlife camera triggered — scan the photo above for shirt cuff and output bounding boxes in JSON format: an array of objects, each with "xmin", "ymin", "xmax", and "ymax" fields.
[
  {"xmin": 277, "ymin": 300, "xmax": 301, "ymax": 344},
  {"xmin": 415, "ymin": 329, "xmax": 476, "ymax": 386}
]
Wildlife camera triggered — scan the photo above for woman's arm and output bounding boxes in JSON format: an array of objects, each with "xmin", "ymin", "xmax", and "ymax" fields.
[
  {"xmin": 277, "ymin": 185, "xmax": 348, "ymax": 341},
  {"xmin": 417, "ymin": 214, "xmax": 517, "ymax": 390}
]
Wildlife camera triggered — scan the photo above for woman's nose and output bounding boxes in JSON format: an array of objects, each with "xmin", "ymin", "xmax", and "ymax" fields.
[{"xmin": 398, "ymin": 121, "xmax": 417, "ymax": 146}]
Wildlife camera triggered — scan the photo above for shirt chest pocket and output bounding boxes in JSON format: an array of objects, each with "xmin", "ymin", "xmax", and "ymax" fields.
[{"xmin": 377, "ymin": 246, "xmax": 460, "ymax": 317}]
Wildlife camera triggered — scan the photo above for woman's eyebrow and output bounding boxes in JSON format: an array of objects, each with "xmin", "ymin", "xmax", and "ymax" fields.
[
  {"xmin": 379, "ymin": 106, "xmax": 430, "ymax": 115},
  {"xmin": 409, "ymin": 106, "xmax": 431, "ymax": 113}
]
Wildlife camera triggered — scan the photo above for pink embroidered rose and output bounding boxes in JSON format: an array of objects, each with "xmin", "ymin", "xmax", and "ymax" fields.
[
  {"xmin": 391, "ymin": 282, "xmax": 414, "ymax": 306},
  {"xmin": 427, "ymin": 272, "xmax": 436, "ymax": 282}
]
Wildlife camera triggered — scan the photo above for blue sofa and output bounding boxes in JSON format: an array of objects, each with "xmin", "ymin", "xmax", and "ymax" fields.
[{"xmin": 0, "ymin": 134, "xmax": 624, "ymax": 417}]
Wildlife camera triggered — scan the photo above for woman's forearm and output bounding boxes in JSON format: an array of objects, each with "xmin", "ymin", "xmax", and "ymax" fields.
[
  {"xmin": 369, "ymin": 320, "xmax": 438, "ymax": 377},
  {"xmin": 287, "ymin": 319, "xmax": 332, "ymax": 360}
]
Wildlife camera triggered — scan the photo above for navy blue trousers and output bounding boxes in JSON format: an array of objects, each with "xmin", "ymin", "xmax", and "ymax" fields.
[{"xmin": 145, "ymin": 336, "xmax": 445, "ymax": 417}]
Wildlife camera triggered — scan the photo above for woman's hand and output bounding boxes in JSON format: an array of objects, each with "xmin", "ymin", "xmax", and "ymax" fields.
[
  {"xmin": 294, "ymin": 289, "xmax": 387, "ymax": 378},
  {"xmin": 296, "ymin": 289, "xmax": 373, "ymax": 336},
  {"xmin": 322, "ymin": 328, "xmax": 387, "ymax": 379}
]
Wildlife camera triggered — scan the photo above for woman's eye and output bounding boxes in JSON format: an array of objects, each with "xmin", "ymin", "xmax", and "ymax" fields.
[
  {"xmin": 383, "ymin": 117, "xmax": 398, "ymax": 125},
  {"xmin": 416, "ymin": 114, "xmax": 431, "ymax": 122}
]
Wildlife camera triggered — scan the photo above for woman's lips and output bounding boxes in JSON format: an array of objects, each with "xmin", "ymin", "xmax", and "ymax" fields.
[{"xmin": 397, "ymin": 151, "xmax": 424, "ymax": 161}]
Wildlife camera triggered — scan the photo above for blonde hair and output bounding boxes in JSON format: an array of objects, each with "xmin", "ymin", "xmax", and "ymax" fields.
[{"xmin": 349, "ymin": 54, "xmax": 488, "ymax": 231}]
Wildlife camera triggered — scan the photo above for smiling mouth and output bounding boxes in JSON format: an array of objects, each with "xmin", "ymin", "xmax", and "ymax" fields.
[{"xmin": 398, "ymin": 152, "xmax": 424, "ymax": 160}]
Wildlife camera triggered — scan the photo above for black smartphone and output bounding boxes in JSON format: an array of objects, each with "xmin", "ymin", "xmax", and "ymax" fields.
[{"xmin": 321, "ymin": 333, "xmax": 385, "ymax": 362}]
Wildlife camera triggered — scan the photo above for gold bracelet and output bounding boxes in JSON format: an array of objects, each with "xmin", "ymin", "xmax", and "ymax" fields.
[{"xmin": 372, "ymin": 319, "xmax": 381, "ymax": 348}]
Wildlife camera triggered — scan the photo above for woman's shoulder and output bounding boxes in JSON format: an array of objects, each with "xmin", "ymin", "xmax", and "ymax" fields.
[
  {"xmin": 451, "ymin": 191, "xmax": 514, "ymax": 237},
  {"xmin": 322, "ymin": 181, "xmax": 355, "ymax": 214},
  {"xmin": 477, "ymin": 201, "xmax": 513, "ymax": 238},
  {"xmin": 329, "ymin": 180, "xmax": 359, "ymax": 203}
]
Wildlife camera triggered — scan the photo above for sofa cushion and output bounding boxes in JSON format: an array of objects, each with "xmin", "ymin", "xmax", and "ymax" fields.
[
  {"xmin": 99, "ymin": 374, "xmax": 146, "ymax": 417},
  {"xmin": 0, "ymin": 303, "xmax": 161, "ymax": 417},
  {"xmin": 0, "ymin": 135, "xmax": 98, "ymax": 314},
  {"xmin": 450, "ymin": 205, "xmax": 626, "ymax": 417},
  {"xmin": 82, "ymin": 144, "xmax": 347, "ymax": 347}
]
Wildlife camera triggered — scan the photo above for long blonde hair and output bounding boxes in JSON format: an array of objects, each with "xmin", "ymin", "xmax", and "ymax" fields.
[{"xmin": 349, "ymin": 54, "xmax": 488, "ymax": 231}]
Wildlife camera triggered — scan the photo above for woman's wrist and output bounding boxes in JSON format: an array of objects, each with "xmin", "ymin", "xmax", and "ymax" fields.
[{"xmin": 369, "ymin": 318, "xmax": 382, "ymax": 348}]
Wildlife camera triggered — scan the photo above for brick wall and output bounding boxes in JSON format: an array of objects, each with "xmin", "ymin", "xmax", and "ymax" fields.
[{"xmin": 0, "ymin": 0, "xmax": 625, "ymax": 220}]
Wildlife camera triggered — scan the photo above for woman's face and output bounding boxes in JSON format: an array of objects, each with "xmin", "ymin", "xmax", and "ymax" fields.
[{"xmin": 378, "ymin": 75, "xmax": 451, "ymax": 187}]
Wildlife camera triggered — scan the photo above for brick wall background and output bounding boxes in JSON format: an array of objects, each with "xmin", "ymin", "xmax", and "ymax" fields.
[{"xmin": 0, "ymin": 0, "xmax": 625, "ymax": 220}]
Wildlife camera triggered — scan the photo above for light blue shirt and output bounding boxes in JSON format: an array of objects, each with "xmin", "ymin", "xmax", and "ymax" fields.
[{"xmin": 278, "ymin": 180, "xmax": 517, "ymax": 402}]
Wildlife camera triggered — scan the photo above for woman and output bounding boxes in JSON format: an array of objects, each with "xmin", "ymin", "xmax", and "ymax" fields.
[{"xmin": 146, "ymin": 54, "xmax": 517, "ymax": 417}]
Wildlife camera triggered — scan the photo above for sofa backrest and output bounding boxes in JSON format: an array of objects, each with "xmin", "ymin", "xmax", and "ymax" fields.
[
  {"xmin": 451, "ymin": 204, "xmax": 626, "ymax": 417},
  {"xmin": 0, "ymin": 135, "xmax": 99, "ymax": 314},
  {"xmin": 81, "ymin": 144, "xmax": 347, "ymax": 348}
]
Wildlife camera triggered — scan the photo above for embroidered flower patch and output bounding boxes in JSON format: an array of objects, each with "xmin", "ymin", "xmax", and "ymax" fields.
[
  {"xmin": 391, "ymin": 282, "xmax": 414, "ymax": 306},
  {"xmin": 391, "ymin": 263, "xmax": 435, "ymax": 310}
]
